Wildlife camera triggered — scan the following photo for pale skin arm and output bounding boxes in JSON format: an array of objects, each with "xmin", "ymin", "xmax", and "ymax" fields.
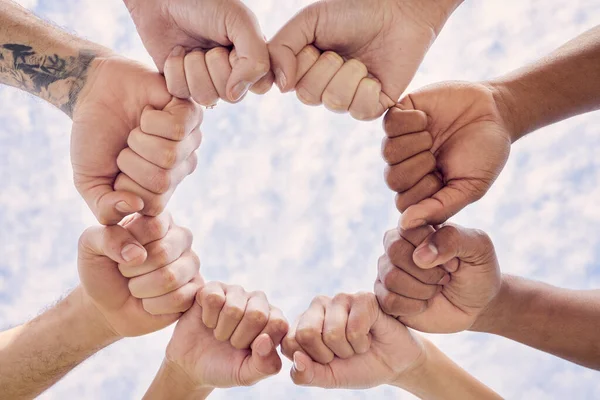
[
  {"xmin": 471, "ymin": 274, "xmax": 600, "ymax": 370},
  {"xmin": 0, "ymin": 287, "xmax": 119, "ymax": 400},
  {"xmin": 0, "ymin": 0, "xmax": 109, "ymax": 117},
  {"xmin": 492, "ymin": 24, "xmax": 600, "ymax": 141}
]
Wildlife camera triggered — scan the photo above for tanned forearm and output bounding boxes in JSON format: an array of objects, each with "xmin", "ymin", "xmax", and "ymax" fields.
[
  {"xmin": 471, "ymin": 274, "xmax": 600, "ymax": 370},
  {"xmin": 0, "ymin": 0, "xmax": 111, "ymax": 117},
  {"xmin": 395, "ymin": 337, "xmax": 501, "ymax": 400},
  {"xmin": 490, "ymin": 25, "xmax": 600, "ymax": 142},
  {"xmin": 0, "ymin": 287, "xmax": 119, "ymax": 399}
]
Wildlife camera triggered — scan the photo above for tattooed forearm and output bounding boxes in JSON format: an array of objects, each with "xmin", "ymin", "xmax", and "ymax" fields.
[{"xmin": 0, "ymin": 44, "xmax": 95, "ymax": 116}]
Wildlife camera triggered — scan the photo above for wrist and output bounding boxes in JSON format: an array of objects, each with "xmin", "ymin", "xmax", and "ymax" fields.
[
  {"xmin": 403, "ymin": 0, "xmax": 464, "ymax": 36},
  {"xmin": 391, "ymin": 335, "xmax": 432, "ymax": 390},
  {"xmin": 469, "ymin": 274, "xmax": 512, "ymax": 333},
  {"xmin": 76, "ymin": 286, "xmax": 123, "ymax": 345},
  {"xmin": 484, "ymin": 80, "xmax": 526, "ymax": 143},
  {"xmin": 144, "ymin": 358, "xmax": 213, "ymax": 400}
]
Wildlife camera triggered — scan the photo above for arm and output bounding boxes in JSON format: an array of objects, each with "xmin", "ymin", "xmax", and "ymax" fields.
[
  {"xmin": 0, "ymin": 0, "xmax": 108, "ymax": 117},
  {"xmin": 492, "ymin": 25, "xmax": 600, "ymax": 142},
  {"xmin": 0, "ymin": 287, "xmax": 119, "ymax": 399},
  {"xmin": 470, "ymin": 274, "xmax": 600, "ymax": 370},
  {"xmin": 144, "ymin": 361, "xmax": 213, "ymax": 400},
  {"xmin": 396, "ymin": 337, "xmax": 500, "ymax": 400}
]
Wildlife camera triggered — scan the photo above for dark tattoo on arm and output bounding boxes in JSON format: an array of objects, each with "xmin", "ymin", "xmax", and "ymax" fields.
[{"xmin": 0, "ymin": 44, "xmax": 95, "ymax": 117}]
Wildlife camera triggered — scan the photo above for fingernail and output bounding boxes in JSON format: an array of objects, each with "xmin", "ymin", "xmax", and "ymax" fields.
[
  {"xmin": 170, "ymin": 45, "xmax": 185, "ymax": 57},
  {"xmin": 230, "ymin": 81, "xmax": 251, "ymax": 102},
  {"xmin": 256, "ymin": 337, "xmax": 272, "ymax": 357},
  {"xmin": 438, "ymin": 274, "xmax": 451, "ymax": 285},
  {"xmin": 293, "ymin": 353, "xmax": 305, "ymax": 372},
  {"xmin": 414, "ymin": 243, "xmax": 438, "ymax": 265},
  {"xmin": 115, "ymin": 201, "xmax": 135, "ymax": 213},
  {"xmin": 121, "ymin": 243, "xmax": 145, "ymax": 262},
  {"xmin": 275, "ymin": 68, "xmax": 287, "ymax": 91}
]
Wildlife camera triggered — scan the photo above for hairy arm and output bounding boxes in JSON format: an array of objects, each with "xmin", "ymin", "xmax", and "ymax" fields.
[
  {"xmin": 491, "ymin": 25, "xmax": 600, "ymax": 141},
  {"xmin": 0, "ymin": 287, "xmax": 119, "ymax": 399},
  {"xmin": 0, "ymin": 0, "xmax": 110, "ymax": 117},
  {"xmin": 471, "ymin": 275, "xmax": 600, "ymax": 370}
]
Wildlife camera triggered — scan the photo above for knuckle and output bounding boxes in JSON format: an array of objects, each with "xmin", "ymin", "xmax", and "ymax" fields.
[
  {"xmin": 381, "ymin": 137, "xmax": 394, "ymax": 164},
  {"xmin": 150, "ymin": 170, "xmax": 172, "ymax": 194},
  {"xmin": 204, "ymin": 293, "xmax": 225, "ymax": 309},
  {"xmin": 381, "ymin": 268, "xmax": 399, "ymax": 290},
  {"xmin": 246, "ymin": 310, "xmax": 268, "ymax": 328},
  {"xmin": 422, "ymin": 267, "xmax": 446, "ymax": 284},
  {"xmin": 322, "ymin": 328, "xmax": 344, "ymax": 346},
  {"xmin": 387, "ymin": 240, "xmax": 412, "ymax": 264},
  {"xmin": 295, "ymin": 326, "xmax": 321, "ymax": 345},
  {"xmin": 160, "ymin": 267, "xmax": 178, "ymax": 289},
  {"xmin": 322, "ymin": 51, "xmax": 344, "ymax": 66},
  {"xmin": 160, "ymin": 146, "xmax": 179, "ymax": 169},
  {"xmin": 345, "ymin": 328, "xmax": 362, "ymax": 344},
  {"xmin": 312, "ymin": 295, "xmax": 330, "ymax": 306},
  {"xmin": 270, "ymin": 317, "xmax": 290, "ymax": 336},
  {"xmin": 251, "ymin": 59, "xmax": 271, "ymax": 77},
  {"xmin": 144, "ymin": 196, "xmax": 168, "ymax": 217},
  {"xmin": 379, "ymin": 293, "xmax": 399, "ymax": 315},
  {"xmin": 300, "ymin": 45, "xmax": 321, "ymax": 62},
  {"xmin": 170, "ymin": 122, "xmax": 187, "ymax": 141},
  {"xmin": 322, "ymin": 91, "xmax": 347, "ymax": 112},
  {"xmin": 346, "ymin": 59, "xmax": 368, "ymax": 75},
  {"xmin": 223, "ymin": 305, "xmax": 244, "ymax": 321},
  {"xmin": 332, "ymin": 292, "xmax": 351, "ymax": 304},
  {"xmin": 296, "ymin": 87, "xmax": 320, "ymax": 106},
  {"xmin": 149, "ymin": 242, "xmax": 172, "ymax": 266}
]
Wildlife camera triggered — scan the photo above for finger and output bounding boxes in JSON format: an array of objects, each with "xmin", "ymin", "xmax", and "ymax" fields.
[
  {"xmin": 381, "ymin": 132, "xmax": 433, "ymax": 165},
  {"xmin": 230, "ymin": 291, "xmax": 270, "ymax": 349},
  {"xmin": 79, "ymin": 225, "xmax": 147, "ymax": 267},
  {"xmin": 281, "ymin": 318, "xmax": 302, "ymax": 360},
  {"xmin": 322, "ymin": 59, "xmax": 368, "ymax": 113},
  {"xmin": 260, "ymin": 306, "xmax": 289, "ymax": 347},
  {"xmin": 239, "ymin": 334, "xmax": 282, "ymax": 385},
  {"xmin": 374, "ymin": 279, "xmax": 427, "ymax": 318},
  {"xmin": 399, "ymin": 180, "xmax": 482, "ymax": 229},
  {"xmin": 128, "ymin": 250, "xmax": 200, "ymax": 298},
  {"xmin": 214, "ymin": 285, "xmax": 249, "ymax": 342},
  {"xmin": 268, "ymin": 4, "xmax": 319, "ymax": 92},
  {"xmin": 295, "ymin": 45, "xmax": 321, "ymax": 84},
  {"xmin": 76, "ymin": 176, "xmax": 144, "ymax": 225},
  {"xmin": 378, "ymin": 255, "xmax": 442, "ymax": 300},
  {"xmin": 164, "ymin": 46, "xmax": 191, "ymax": 99},
  {"xmin": 395, "ymin": 174, "xmax": 443, "ymax": 212},
  {"xmin": 322, "ymin": 294, "xmax": 354, "ymax": 359},
  {"xmin": 142, "ymin": 277, "xmax": 202, "ymax": 315},
  {"xmin": 346, "ymin": 292, "xmax": 378, "ymax": 354},
  {"xmin": 197, "ymin": 281, "xmax": 226, "ymax": 329},
  {"xmin": 119, "ymin": 212, "xmax": 172, "ymax": 246},
  {"xmin": 224, "ymin": 3, "xmax": 270, "ymax": 102},
  {"xmin": 229, "ymin": 48, "xmax": 274, "ymax": 95},
  {"xmin": 128, "ymin": 125, "xmax": 203, "ymax": 170},
  {"xmin": 184, "ymin": 49, "xmax": 220, "ymax": 107},
  {"xmin": 116, "ymin": 148, "xmax": 196, "ymax": 195},
  {"xmin": 295, "ymin": 296, "xmax": 334, "ymax": 364},
  {"xmin": 296, "ymin": 51, "xmax": 344, "ymax": 106},
  {"xmin": 119, "ymin": 226, "xmax": 193, "ymax": 278},
  {"xmin": 290, "ymin": 351, "xmax": 336, "ymax": 388},
  {"xmin": 383, "ymin": 105, "xmax": 428, "ymax": 138},
  {"xmin": 384, "ymin": 152, "xmax": 437, "ymax": 193},
  {"xmin": 349, "ymin": 77, "xmax": 393, "ymax": 121},
  {"xmin": 413, "ymin": 224, "xmax": 494, "ymax": 269},
  {"xmin": 140, "ymin": 98, "xmax": 202, "ymax": 141},
  {"xmin": 205, "ymin": 47, "xmax": 233, "ymax": 103}
]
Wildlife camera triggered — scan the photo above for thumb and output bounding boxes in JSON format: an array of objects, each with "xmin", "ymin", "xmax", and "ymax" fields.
[
  {"xmin": 412, "ymin": 224, "xmax": 492, "ymax": 269},
  {"xmin": 290, "ymin": 351, "xmax": 337, "ymax": 388},
  {"xmin": 78, "ymin": 224, "xmax": 147, "ymax": 266},
  {"xmin": 224, "ymin": 3, "xmax": 270, "ymax": 102},
  {"xmin": 240, "ymin": 334, "xmax": 283, "ymax": 385},
  {"xmin": 268, "ymin": 5, "xmax": 319, "ymax": 92},
  {"xmin": 399, "ymin": 181, "xmax": 475, "ymax": 230},
  {"xmin": 79, "ymin": 180, "xmax": 144, "ymax": 226}
]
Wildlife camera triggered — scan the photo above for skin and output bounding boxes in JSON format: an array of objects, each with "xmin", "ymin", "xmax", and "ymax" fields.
[
  {"xmin": 269, "ymin": 0, "xmax": 464, "ymax": 120},
  {"xmin": 0, "ymin": 212, "xmax": 202, "ymax": 399},
  {"xmin": 282, "ymin": 292, "xmax": 500, "ymax": 399},
  {"xmin": 0, "ymin": 0, "xmax": 201, "ymax": 225},
  {"xmin": 144, "ymin": 282, "xmax": 289, "ymax": 399},
  {"xmin": 124, "ymin": 0, "xmax": 273, "ymax": 106},
  {"xmin": 383, "ymin": 25, "xmax": 600, "ymax": 229}
]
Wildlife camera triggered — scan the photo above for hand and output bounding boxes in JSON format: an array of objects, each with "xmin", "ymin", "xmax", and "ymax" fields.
[
  {"xmin": 269, "ymin": 0, "xmax": 462, "ymax": 120},
  {"xmin": 72, "ymin": 55, "xmax": 202, "ymax": 225},
  {"xmin": 78, "ymin": 212, "xmax": 202, "ymax": 337},
  {"xmin": 382, "ymin": 82, "xmax": 512, "ymax": 229},
  {"xmin": 124, "ymin": 0, "xmax": 272, "ymax": 105},
  {"xmin": 376, "ymin": 224, "xmax": 501, "ymax": 333},
  {"xmin": 161, "ymin": 282, "xmax": 288, "ymax": 389},
  {"xmin": 282, "ymin": 292, "xmax": 424, "ymax": 389}
]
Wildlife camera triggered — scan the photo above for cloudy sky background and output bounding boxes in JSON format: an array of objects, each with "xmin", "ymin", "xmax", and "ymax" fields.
[{"xmin": 1, "ymin": 0, "xmax": 600, "ymax": 398}]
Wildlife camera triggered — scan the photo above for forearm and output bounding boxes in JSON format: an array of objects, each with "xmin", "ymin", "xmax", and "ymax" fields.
[
  {"xmin": 471, "ymin": 274, "xmax": 600, "ymax": 370},
  {"xmin": 0, "ymin": 287, "xmax": 119, "ymax": 399},
  {"xmin": 395, "ymin": 337, "xmax": 500, "ymax": 400},
  {"xmin": 0, "ymin": 0, "xmax": 111, "ymax": 117},
  {"xmin": 144, "ymin": 359, "xmax": 214, "ymax": 400},
  {"xmin": 490, "ymin": 25, "xmax": 600, "ymax": 142}
]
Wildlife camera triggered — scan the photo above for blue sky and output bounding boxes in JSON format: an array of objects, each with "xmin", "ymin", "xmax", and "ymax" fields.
[{"xmin": 1, "ymin": 0, "xmax": 600, "ymax": 398}]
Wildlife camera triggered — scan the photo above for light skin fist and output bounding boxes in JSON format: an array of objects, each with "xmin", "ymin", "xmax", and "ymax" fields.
[
  {"xmin": 282, "ymin": 292, "xmax": 424, "ymax": 389},
  {"xmin": 125, "ymin": 0, "xmax": 273, "ymax": 105},
  {"xmin": 269, "ymin": 0, "xmax": 461, "ymax": 120},
  {"xmin": 78, "ymin": 211, "xmax": 202, "ymax": 337},
  {"xmin": 382, "ymin": 81, "xmax": 512, "ymax": 230},
  {"xmin": 161, "ymin": 282, "xmax": 288, "ymax": 389},
  {"xmin": 376, "ymin": 224, "xmax": 501, "ymax": 333},
  {"xmin": 72, "ymin": 56, "xmax": 202, "ymax": 225}
]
